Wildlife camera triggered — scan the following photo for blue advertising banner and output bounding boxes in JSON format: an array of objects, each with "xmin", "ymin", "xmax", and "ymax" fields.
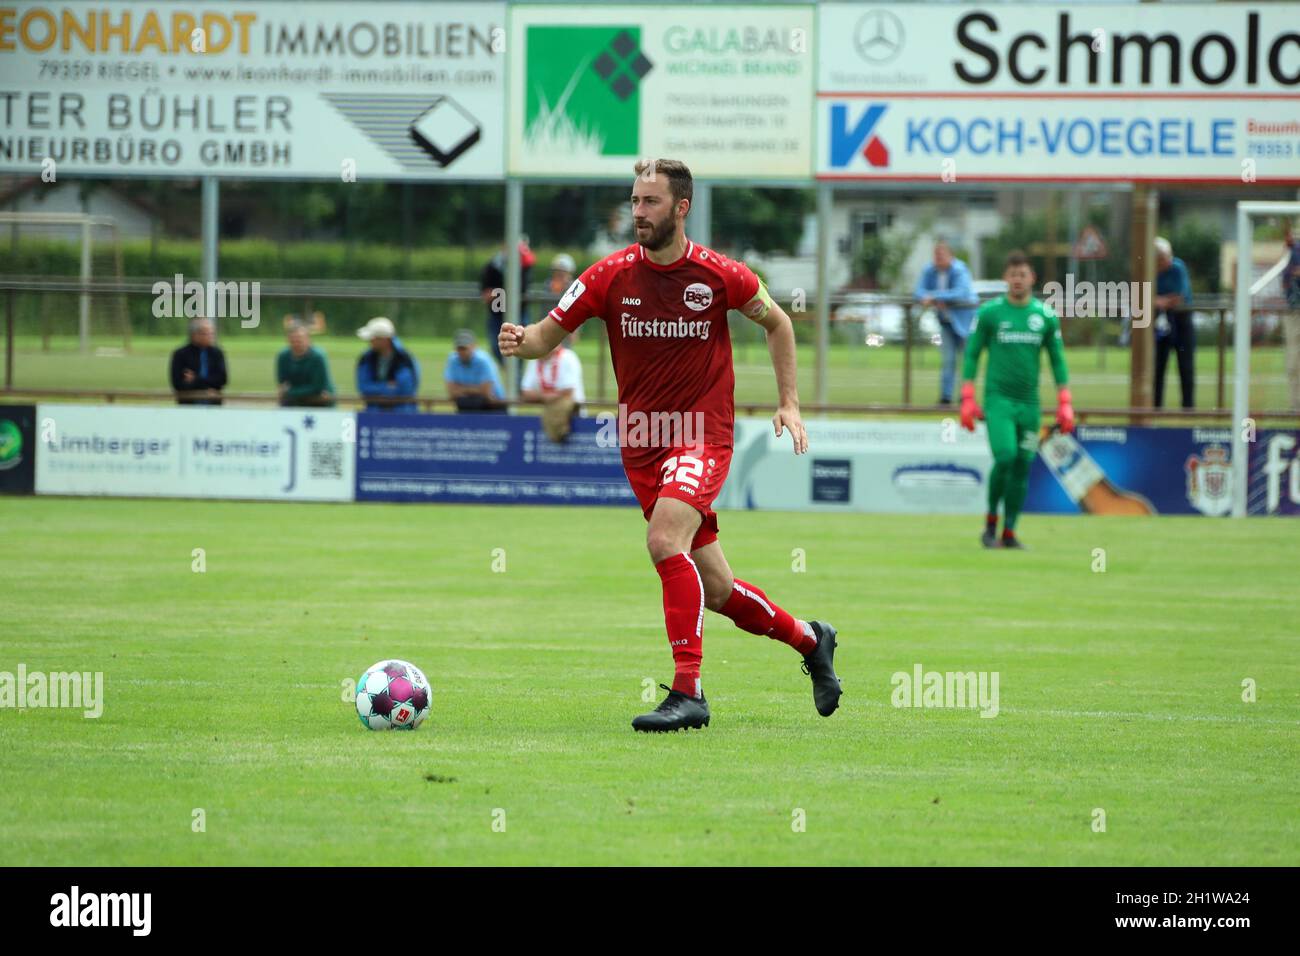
[
  {"xmin": 1026, "ymin": 425, "xmax": 1300, "ymax": 517},
  {"xmin": 1248, "ymin": 430, "xmax": 1300, "ymax": 517},
  {"xmin": 354, "ymin": 412, "xmax": 637, "ymax": 506}
]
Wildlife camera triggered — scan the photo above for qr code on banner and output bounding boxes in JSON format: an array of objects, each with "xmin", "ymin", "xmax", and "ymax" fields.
[{"xmin": 310, "ymin": 441, "xmax": 344, "ymax": 479}]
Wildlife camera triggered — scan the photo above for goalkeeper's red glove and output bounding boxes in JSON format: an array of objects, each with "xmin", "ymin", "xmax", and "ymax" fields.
[
  {"xmin": 1056, "ymin": 387, "xmax": 1075, "ymax": 434},
  {"xmin": 959, "ymin": 381, "xmax": 980, "ymax": 432}
]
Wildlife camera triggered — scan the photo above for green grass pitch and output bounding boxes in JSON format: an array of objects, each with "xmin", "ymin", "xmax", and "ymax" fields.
[{"xmin": 1, "ymin": 496, "xmax": 1296, "ymax": 865}]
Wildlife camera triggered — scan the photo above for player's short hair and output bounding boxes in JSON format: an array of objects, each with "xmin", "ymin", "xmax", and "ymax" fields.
[
  {"xmin": 633, "ymin": 158, "xmax": 694, "ymax": 208},
  {"xmin": 1003, "ymin": 250, "xmax": 1032, "ymax": 271}
]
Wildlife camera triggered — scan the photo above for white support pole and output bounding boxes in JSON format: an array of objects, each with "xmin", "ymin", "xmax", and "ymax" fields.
[
  {"xmin": 691, "ymin": 182, "xmax": 712, "ymax": 249},
  {"xmin": 201, "ymin": 177, "xmax": 219, "ymax": 284},
  {"xmin": 78, "ymin": 218, "xmax": 91, "ymax": 354},
  {"xmin": 504, "ymin": 177, "xmax": 524, "ymax": 401},
  {"xmin": 201, "ymin": 177, "xmax": 219, "ymax": 338},
  {"xmin": 815, "ymin": 182, "xmax": 832, "ymax": 407},
  {"xmin": 1232, "ymin": 204, "xmax": 1252, "ymax": 519}
]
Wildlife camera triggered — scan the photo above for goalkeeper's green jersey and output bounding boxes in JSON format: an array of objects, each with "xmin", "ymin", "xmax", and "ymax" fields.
[{"xmin": 962, "ymin": 295, "xmax": 1069, "ymax": 404}]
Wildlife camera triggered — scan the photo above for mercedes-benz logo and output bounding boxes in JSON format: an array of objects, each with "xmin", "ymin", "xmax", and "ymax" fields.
[{"xmin": 854, "ymin": 10, "xmax": 905, "ymax": 65}]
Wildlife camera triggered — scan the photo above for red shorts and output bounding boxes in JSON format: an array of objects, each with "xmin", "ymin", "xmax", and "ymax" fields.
[{"xmin": 624, "ymin": 444, "xmax": 733, "ymax": 551}]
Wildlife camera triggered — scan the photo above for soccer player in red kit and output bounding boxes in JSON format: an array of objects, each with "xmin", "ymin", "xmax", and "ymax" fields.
[{"xmin": 500, "ymin": 159, "xmax": 841, "ymax": 732}]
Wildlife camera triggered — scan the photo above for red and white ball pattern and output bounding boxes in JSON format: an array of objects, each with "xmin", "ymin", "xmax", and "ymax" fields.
[{"xmin": 355, "ymin": 659, "xmax": 432, "ymax": 731}]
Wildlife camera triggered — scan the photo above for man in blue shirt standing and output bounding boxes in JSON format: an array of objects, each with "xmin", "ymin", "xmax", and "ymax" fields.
[
  {"xmin": 356, "ymin": 316, "xmax": 420, "ymax": 413},
  {"xmin": 444, "ymin": 329, "xmax": 505, "ymax": 413},
  {"xmin": 1153, "ymin": 236, "xmax": 1196, "ymax": 409},
  {"xmin": 914, "ymin": 240, "xmax": 977, "ymax": 405}
]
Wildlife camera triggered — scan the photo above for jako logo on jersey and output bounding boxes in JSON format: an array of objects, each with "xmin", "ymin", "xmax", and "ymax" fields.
[
  {"xmin": 829, "ymin": 102, "xmax": 889, "ymax": 168},
  {"xmin": 683, "ymin": 282, "xmax": 713, "ymax": 311},
  {"xmin": 621, "ymin": 297, "xmax": 641, "ymax": 306},
  {"xmin": 558, "ymin": 278, "xmax": 585, "ymax": 312}
]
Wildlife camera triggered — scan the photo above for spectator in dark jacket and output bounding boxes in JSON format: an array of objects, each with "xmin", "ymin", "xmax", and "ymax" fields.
[
  {"xmin": 356, "ymin": 316, "xmax": 420, "ymax": 413},
  {"xmin": 480, "ymin": 239, "xmax": 536, "ymax": 364},
  {"xmin": 170, "ymin": 318, "xmax": 227, "ymax": 405}
]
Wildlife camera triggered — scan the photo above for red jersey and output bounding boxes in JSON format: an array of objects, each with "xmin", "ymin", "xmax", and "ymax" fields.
[{"xmin": 547, "ymin": 240, "xmax": 761, "ymax": 467}]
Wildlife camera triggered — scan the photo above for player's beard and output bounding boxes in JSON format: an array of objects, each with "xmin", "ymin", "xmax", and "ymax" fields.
[{"xmin": 636, "ymin": 215, "xmax": 676, "ymax": 252}]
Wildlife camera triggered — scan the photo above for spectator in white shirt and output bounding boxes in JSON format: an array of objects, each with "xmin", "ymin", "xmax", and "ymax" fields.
[
  {"xmin": 521, "ymin": 334, "xmax": 585, "ymax": 442},
  {"xmin": 521, "ymin": 335, "xmax": 585, "ymax": 408}
]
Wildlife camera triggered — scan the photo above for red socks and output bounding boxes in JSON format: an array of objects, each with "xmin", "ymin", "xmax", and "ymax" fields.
[
  {"xmin": 719, "ymin": 578, "xmax": 817, "ymax": 656},
  {"xmin": 655, "ymin": 553, "xmax": 704, "ymax": 697},
  {"xmin": 656, "ymin": 557, "xmax": 817, "ymax": 696}
]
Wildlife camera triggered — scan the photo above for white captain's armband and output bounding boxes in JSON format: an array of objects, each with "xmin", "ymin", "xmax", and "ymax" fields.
[{"xmin": 742, "ymin": 280, "xmax": 774, "ymax": 321}]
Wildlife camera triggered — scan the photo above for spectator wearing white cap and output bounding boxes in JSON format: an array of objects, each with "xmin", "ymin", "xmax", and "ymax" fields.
[
  {"xmin": 445, "ymin": 328, "xmax": 505, "ymax": 413},
  {"xmin": 1153, "ymin": 236, "xmax": 1196, "ymax": 409},
  {"xmin": 549, "ymin": 253, "xmax": 577, "ymax": 297},
  {"xmin": 356, "ymin": 316, "xmax": 420, "ymax": 413}
]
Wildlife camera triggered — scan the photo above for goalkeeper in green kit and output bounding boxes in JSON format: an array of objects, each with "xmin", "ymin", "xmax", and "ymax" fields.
[{"xmin": 960, "ymin": 251, "xmax": 1074, "ymax": 549}]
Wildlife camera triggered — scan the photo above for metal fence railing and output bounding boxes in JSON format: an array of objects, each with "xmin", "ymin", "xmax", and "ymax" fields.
[{"xmin": 2, "ymin": 276, "xmax": 1296, "ymax": 421}]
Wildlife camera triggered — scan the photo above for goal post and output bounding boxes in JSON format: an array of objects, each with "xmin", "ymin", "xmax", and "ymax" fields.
[
  {"xmin": 0, "ymin": 211, "xmax": 126, "ymax": 356},
  {"xmin": 1233, "ymin": 200, "xmax": 1300, "ymax": 518}
]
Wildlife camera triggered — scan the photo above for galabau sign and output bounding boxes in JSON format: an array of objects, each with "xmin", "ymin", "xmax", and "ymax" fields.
[{"xmin": 507, "ymin": 4, "xmax": 814, "ymax": 180}]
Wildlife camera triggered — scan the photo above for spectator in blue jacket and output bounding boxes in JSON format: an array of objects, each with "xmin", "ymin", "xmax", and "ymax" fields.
[
  {"xmin": 356, "ymin": 316, "xmax": 419, "ymax": 413},
  {"xmin": 913, "ymin": 240, "xmax": 977, "ymax": 405}
]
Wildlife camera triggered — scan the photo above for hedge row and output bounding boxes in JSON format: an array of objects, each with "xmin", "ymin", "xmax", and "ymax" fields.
[{"xmin": 0, "ymin": 237, "xmax": 583, "ymax": 337}]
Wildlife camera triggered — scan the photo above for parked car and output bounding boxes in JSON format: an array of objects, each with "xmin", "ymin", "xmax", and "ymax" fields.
[{"xmin": 836, "ymin": 292, "xmax": 942, "ymax": 348}]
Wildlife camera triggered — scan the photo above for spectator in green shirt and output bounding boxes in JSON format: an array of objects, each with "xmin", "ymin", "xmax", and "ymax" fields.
[{"xmin": 277, "ymin": 324, "xmax": 336, "ymax": 407}]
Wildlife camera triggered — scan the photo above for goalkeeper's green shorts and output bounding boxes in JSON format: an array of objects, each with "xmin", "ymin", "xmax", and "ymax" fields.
[{"xmin": 984, "ymin": 394, "xmax": 1040, "ymax": 466}]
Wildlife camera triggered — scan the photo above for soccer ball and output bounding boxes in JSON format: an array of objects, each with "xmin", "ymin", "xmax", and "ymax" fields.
[{"xmin": 355, "ymin": 659, "xmax": 432, "ymax": 731}]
